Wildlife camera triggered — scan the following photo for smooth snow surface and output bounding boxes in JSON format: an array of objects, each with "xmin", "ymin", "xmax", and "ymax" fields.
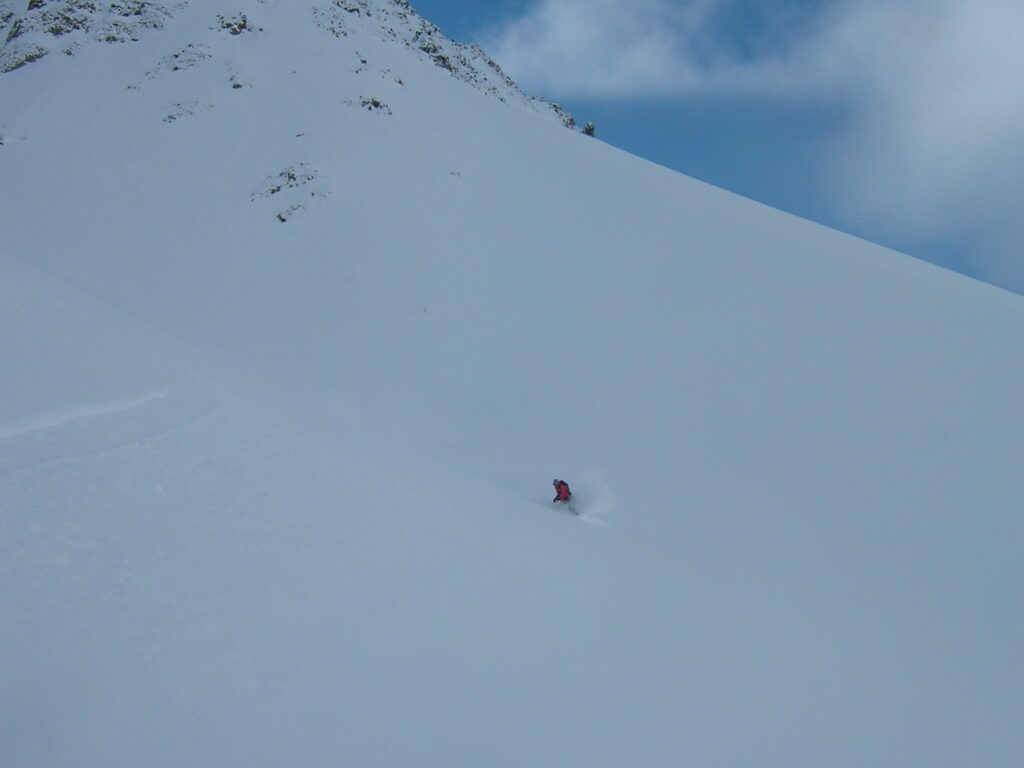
[{"xmin": 2, "ymin": 2, "xmax": 1022, "ymax": 766}]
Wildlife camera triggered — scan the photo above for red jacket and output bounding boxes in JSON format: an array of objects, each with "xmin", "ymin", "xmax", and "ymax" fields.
[{"xmin": 553, "ymin": 480, "xmax": 571, "ymax": 501}]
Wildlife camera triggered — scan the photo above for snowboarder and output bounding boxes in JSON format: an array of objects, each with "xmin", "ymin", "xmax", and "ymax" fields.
[{"xmin": 552, "ymin": 479, "xmax": 572, "ymax": 504}]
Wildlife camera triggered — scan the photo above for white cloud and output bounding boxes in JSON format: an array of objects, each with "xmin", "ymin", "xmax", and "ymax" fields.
[
  {"xmin": 483, "ymin": 0, "xmax": 814, "ymax": 97},
  {"xmin": 797, "ymin": 0, "xmax": 1024, "ymax": 290},
  {"xmin": 484, "ymin": 0, "xmax": 1024, "ymax": 292},
  {"xmin": 483, "ymin": 0, "xmax": 723, "ymax": 97}
]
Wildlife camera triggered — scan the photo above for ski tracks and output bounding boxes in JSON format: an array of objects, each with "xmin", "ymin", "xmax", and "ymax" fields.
[
  {"xmin": 0, "ymin": 388, "xmax": 220, "ymax": 476},
  {"xmin": 0, "ymin": 389, "xmax": 171, "ymax": 440}
]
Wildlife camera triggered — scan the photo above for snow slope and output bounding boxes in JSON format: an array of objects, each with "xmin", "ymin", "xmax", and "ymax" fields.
[{"xmin": 2, "ymin": 2, "xmax": 1022, "ymax": 766}]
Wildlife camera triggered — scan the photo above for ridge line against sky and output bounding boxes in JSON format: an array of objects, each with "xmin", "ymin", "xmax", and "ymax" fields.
[{"xmin": 413, "ymin": 0, "xmax": 1024, "ymax": 296}]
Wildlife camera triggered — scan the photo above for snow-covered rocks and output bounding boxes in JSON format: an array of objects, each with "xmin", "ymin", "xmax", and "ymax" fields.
[
  {"xmin": 0, "ymin": 0, "xmax": 185, "ymax": 71},
  {"xmin": 250, "ymin": 163, "xmax": 330, "ymax": 223},
  {"xmin": 1, "ymin": 0, "xmax": 577, "ymax": 127}
]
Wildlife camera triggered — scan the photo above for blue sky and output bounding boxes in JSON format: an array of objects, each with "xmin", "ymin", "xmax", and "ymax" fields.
[{"xmin": 412, "ymin": 0, "xmax": 1024, "ymax": 295}]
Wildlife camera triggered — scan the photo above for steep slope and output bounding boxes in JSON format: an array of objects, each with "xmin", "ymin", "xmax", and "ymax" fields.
[{"xmin": 2, "ymin": 2, "xmax": 1022, "ymax": 767}]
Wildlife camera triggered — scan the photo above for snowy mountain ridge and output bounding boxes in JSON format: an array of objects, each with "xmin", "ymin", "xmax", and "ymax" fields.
[{"xmin": 0, "ymin": 0, "xmax": 576, "ymax": 125}]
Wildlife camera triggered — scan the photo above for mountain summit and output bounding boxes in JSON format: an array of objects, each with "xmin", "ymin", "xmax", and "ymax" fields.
[
  {"xmin": 0, "ymin": 0, "xmax": 575, "ymax": 123},
  {"xmin": 2, "ymin": 2, "xmax": 1022, "ymax": 767}
]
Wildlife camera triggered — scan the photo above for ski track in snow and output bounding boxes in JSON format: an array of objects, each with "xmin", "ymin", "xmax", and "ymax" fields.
[
  {"xmin": 0, "ymin": 389, "xmax": 171, "ymax": 440},
  {"xmin": 576, "ymin": 512, "xmax": 612, "ymax": 528},
  {"xmin": 0, "ymin": 389, "xmax": 224, "ymax": 478}
]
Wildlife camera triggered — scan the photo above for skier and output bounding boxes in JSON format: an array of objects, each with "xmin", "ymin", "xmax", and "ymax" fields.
[{"xmin": 552, "ymin": 479, "xmax": 572, "ymax": 504}]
